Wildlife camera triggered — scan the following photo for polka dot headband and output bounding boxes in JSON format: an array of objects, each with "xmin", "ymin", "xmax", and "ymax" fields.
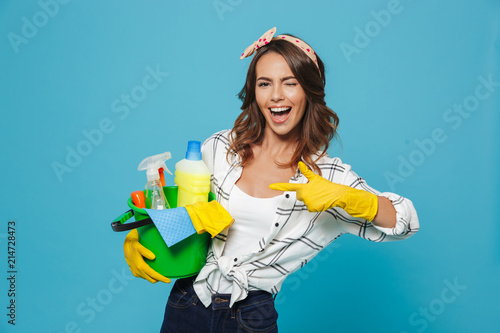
[{"xmin": 240, "ymin": 27, "xmax": 319, "ymax": 71}]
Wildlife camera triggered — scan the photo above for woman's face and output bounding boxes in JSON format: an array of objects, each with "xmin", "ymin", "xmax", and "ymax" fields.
[{"xmin": 255, "ymin": 52, "xmax": 307, "ymax": 140}]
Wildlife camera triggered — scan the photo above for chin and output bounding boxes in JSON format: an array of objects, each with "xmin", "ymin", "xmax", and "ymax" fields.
[{"xmin": 267, "ymin": 123, "xmax": 300, "ymax": 139}]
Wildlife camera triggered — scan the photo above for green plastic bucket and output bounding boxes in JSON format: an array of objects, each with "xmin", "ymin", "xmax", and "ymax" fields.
[{"xmin": 114, "ymin": 186, "xmax": 214, "ymax": 279}]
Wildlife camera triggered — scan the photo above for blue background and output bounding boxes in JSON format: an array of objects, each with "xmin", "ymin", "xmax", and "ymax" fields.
[{"xmin": 1, "ymin": 0, "xmax": 499, "ymax": 332}]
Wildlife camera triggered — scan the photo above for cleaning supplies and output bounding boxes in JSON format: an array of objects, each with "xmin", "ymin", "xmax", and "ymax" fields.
[
  {"xmin": 113, "ymin": 186, "xmax": 217, "ymax": 278},
  {"xmin": 130, "ymin": 190, "xmax": 146, "ymax": 209},
  {"xmin": 112, "ymin": 142, "xmax": 216, "ymax": 279},
  {"xmin": 158, "ymin": 167, "xmax": 166, "ymax": 187},
  {"xmin": 175, "ymin": 141, "xmax": 211, "ymax": 207},
  {"xmin": 138, "ymin": 152, "xmax": 172, "ymax": 209}
]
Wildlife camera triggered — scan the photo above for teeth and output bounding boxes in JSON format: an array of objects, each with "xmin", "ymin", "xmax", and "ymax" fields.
[{"xmin": 270, "ymin": 107, "xmax": 291, "ymax": 113}]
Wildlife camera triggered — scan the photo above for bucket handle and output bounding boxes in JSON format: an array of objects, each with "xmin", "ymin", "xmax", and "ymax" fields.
[{"xmin": 110, "ymin": 209, "xmax": 153, "ymax": 232}]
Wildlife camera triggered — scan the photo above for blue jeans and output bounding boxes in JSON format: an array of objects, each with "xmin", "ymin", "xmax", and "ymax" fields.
[{"xmin": 160, "ymin": 276, "xmax": 278, "ymax": 332}]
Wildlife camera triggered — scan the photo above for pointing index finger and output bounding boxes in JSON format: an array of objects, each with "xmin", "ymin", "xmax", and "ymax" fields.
[{"xmin": 269, "ymin": 182, "xmax": 303, "ymax": 192}]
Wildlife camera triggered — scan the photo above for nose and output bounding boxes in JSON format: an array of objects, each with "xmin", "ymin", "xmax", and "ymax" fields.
[{"xmin": 271, "ymin": 84, "xmax": 284, "ymax": 102}]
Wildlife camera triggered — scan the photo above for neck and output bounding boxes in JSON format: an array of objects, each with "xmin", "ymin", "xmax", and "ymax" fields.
[{"xmin": 257, "ymin": 126, "xmax": 299, "ymax": 163}]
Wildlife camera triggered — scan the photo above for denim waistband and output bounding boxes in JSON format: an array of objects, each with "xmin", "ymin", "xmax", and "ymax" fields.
[
  {"xmin": 211, "ymin": 290, "xmax": 272, "ymax": 310},
  {"xmin": 181, "ymin": 275, "xmax": 273, "ymax": 310}
]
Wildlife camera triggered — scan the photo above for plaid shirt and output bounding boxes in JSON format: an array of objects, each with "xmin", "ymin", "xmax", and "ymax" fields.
[{"xmin": 193, "ymin": 130, "xmax": 419, "ymax": 307}]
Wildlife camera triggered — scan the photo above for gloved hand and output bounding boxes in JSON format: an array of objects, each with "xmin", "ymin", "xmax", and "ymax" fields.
[
  {"xmin": 123, "ymin": 229, "xmax": 171, "ymax": 284},
  {"xmin": 185, "ymin": 201, "xmax": 234, "ymax": 237},
  {"xmin": 269, "ymin": 162, "xmax": 379, "ymax": 221}
]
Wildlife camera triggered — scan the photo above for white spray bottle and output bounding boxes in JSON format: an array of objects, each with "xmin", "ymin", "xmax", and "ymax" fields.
[{"xmin": 138, "ymin": 152, "xmax": 173, "ymax": 210}]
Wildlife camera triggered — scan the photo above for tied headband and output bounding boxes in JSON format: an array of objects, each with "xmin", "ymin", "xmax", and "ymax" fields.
[{"xmin": 239, "ymin": 27, "xmax": 319, "ymax": 71}]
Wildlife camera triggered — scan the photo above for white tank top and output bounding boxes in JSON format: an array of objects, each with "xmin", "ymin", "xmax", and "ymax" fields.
[{"xmin": 217, "ymin": 184, "xmax": 282, "ymax": 293}]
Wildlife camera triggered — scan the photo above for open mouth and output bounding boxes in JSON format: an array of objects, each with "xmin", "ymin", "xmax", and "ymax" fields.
[{"xmin": 269, "ymin": 107, "xmax": 292, "ymax": 123}]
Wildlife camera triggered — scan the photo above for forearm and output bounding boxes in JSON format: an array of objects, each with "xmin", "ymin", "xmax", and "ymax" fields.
[{"xmin": 371, "ymin": 196, "xmax": 397, "ymax": 228}]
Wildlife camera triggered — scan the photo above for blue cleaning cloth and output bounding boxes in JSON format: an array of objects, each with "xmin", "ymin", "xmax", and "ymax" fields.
[{"xmin": 144, "ymin": 207, "xmax": 196, "ymax": 247}]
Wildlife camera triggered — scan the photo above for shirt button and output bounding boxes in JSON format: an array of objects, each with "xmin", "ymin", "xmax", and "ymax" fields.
[
  {"xmin": 234, "ymin": 258, "xmax": 237, "ymax": 262},
  {"xmin": 285, "ymin": 194, "xmax": 290, "ymax": 198},
  {"xmin": 275, "ymin": 223, "xmax": 279, "ymax": 227}
]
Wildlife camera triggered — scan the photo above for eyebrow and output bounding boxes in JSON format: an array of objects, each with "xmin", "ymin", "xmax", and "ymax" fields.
[{"xmin": 256, "ymin": 76, "xmax": 296, "ymax": 82}]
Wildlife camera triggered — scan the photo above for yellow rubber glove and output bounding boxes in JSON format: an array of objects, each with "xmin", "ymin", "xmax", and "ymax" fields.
[
  {"xmin": 269, "ymin": 162, "xmax": 379, "ymax": 221},
  {"xmin": 185, "ymin": 201, "xmax": 235, "ymax": 237},
  {"xmin": 123, "ymin": 229, "xmax": 171, "ymax": 284}
]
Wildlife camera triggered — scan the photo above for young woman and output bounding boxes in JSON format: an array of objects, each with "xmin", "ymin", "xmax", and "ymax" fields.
[{"xmin": 124, "ymin": 27, "xmax": 419, "ymax": 332}]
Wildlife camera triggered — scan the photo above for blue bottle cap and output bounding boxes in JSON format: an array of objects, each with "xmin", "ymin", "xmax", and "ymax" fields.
[{"xmin": 185, "ymin": 141, "xmax": 202, "ymax": 160}]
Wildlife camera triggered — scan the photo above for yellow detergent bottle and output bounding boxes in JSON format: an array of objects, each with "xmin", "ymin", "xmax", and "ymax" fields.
[{"xmin": 175, "ymin": 141, "xmax": 211, "ymax": 207}]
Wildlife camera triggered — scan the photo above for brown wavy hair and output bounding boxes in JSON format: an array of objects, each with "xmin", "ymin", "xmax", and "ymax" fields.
[{"xmin": 228, "ymin": 34, "xmax": 339, "ymax": 174}]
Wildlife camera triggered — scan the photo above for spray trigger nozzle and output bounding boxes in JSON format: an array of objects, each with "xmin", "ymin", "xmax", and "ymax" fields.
[{"xmin": 138, "ymin": 152, "xmax": 172, "ymax": 181}]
